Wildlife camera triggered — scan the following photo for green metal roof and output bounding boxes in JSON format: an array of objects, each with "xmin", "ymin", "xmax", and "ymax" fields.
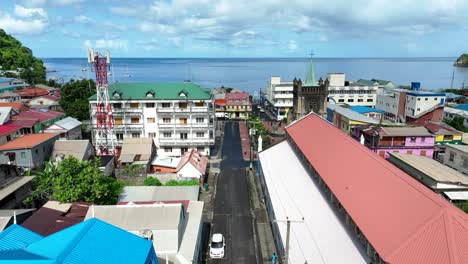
[
  {"xmin": 89, "ymin": 82, "xmax": 212, "ymax": 101},
  {"xmin": 304, "ymin": 61, "xmax": 317, "ymax": 86}
]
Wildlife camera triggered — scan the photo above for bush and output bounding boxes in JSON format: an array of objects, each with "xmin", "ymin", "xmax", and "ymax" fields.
[
  {"xmin": 164, "ymin": 179, "xmax": 200, "ymax": 186},
  {"xmin": 144, "ymin": 177, "xmax": 162, "ymax": 186}
]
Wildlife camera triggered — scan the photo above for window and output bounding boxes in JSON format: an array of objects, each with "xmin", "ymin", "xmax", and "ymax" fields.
[
  {"xmin": 116, "ymin": 133, "xmax": 123, "ymax": 140},
  {"xmin": 417, "ymin": 98, "xmax": 421, "ymax": 101},
  {"xmin": 6, "ymin": 135, "xmax": 11, "ymax": 142},
  {"xmin": 417, "ymin": 108, "xmax": 420, "ymax": 111},
  {"xmin": 338, "ymin": 99, "xmax": 345, "ymax": 103},
  {"xmin": 147, "ymin": 118, "xmax": 155, "ymax": 123},
  {"xmin": 348, "ymin": 99, "xmax": 354, "ymax": 103},
  {"xmin": 163, "ymin": 132, "xmax": 171, "ymax": 138},
  {"xmin": 421, "ymin": 137, "xmax": 425, "ymax": 142},
  {"xmin": 407, "ymin": 150, "xmax": 413, "ymax": 154},
  {"xmin": 180, "ymin": 133, "xmax": 188, "ymax": 139},
  {"xmin": 197, "ymin": 146, "xmax": 205, "ymax": 152},
  {"xmin": 195, "ymin": 102, "xmax": 205, "ymax": 107},
  {"xmin": 163, "ymin": 118, "xmax": 171, "ymax": 123},
  {"xmin": 132, "ymin": 132, "xmax": 140, "ymax": 138},
  {"xmin": 20, "ymin": 152, "xmax": 26, "ymax": 159},
  {"xmin": 181, "ymin": 147, "xmax": 188, "ymax": 154},
  {"xmin": 357, "ymin": 99, "xmax": 363, "ymax": 102},
  {"xmin": 434, "ymin": 97, "xmax": 438, "ymax": 101},
  {"xmin": 449, "ymin": 152, "xmax": 455, "ymax": 162},
  {"xmin": 114, "ymin": 103, "xmax": 122, "ymax": 109},
  {"xmin": 130, "ymin": 103, "xmax": 139, "ymax": 108},
  {"xmin": 162, "ymin": 103, "xmax": 171, "ymax": 108},
  {"xmin": 35, "ymin": 149, "xmax": 38, "ymax": 154},
  {"xmin": 179, "ymin": 118, "xmax": 187, "ymax": 125},
  {"xmin": 196, "ymin": 117, "xmax": 204, "ymax": 123},
  {"xmin": 114, "ymin": 118, "xmax": 123, "ymax": 125},
  {"xmin": 164, "ymin": 147, "xmax": 172, "ymax": 153},
  {"xmin": 146, "ymin": 103, "xmax": 155, "ymax": 108},
  {"xmin": 425, "ymin": 98, "xmax": 428, "ymax": 101},
  {"xmin": 148, "ymin": 132, "xmax": 156, "ymax": 138},
  {"xmin": 179, "ymin": 102, "xmax": 188, "ymax": 109},
  {"xmin": 131, "ymin": 118, "xmax": 140, "ymax": 124},
  {"xmin": 196, "ymin": 132, "xmax": 204, "ymax": 138}
]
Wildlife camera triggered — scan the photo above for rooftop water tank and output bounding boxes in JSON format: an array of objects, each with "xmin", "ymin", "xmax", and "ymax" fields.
[{"xmin": 411, "ymin": 82, "xmax": 421, "ymax": 91}]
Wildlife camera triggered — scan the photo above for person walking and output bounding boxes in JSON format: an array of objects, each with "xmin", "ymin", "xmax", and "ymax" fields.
[{"xmin": 272, "ymin": 252, "xmax": 278, "ymax": 264}]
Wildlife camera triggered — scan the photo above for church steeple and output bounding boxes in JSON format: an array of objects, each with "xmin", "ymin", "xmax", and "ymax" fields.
[{"xmin": 304, "ymin": 51, "xmax": 317, "ymax": 86}]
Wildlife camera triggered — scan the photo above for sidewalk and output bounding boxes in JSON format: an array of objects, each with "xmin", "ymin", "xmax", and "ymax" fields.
[
  {"xmin": 246, "ymin": 168, "xmax": 276, "ymax": 264},
  {"xmin": 240, "ymin": 121, "xmax": 253, "ymax": 161}
]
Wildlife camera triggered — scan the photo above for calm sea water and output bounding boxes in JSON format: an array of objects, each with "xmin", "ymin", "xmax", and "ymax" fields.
[{"xmin": 42, "ymin": 58, "xmax": 468, "ymax": 93}]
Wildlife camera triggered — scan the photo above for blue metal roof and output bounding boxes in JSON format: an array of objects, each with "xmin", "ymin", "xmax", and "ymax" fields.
[
  {"xmin": 350, "ymin": 106, "xmax": 385, "ymax": 114},
  {"xmin": 0, "ymin": 219, "xmax": 158, "ymax": 264},
  {"xmin": 454, "ymin": 104, "xmax": 468, "ymax": 111},
  {"xmin": 0, "ymin": 78, "xmax": 14, "ymax": 84},
  {"xmin": 0, "ymin": 225, "xmax": 43, "ymax": 251}
]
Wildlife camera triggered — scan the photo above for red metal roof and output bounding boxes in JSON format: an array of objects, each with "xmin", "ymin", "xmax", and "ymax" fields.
[
  {"xmin": 0, "ymin": 102, "xmax": 29, "ymax": 112},
  {"xmin": 215, "ymin": 99, "xmax": 227, "ymax": 106},
  {"xmin": 12, "ymin": 109, "xmax": 64, "ymax": 122},
  {"xmin": 41, "ymin": 94, "xmax": 61, "ymax": 101},
  {"xmin": 5, "ymin": 119, "xmax": 39, "ymax": 128},
  {"xmin": 225, "ymin": 92, "xmax": 249, "ymax": 100},
  {"xmin": 14, "ymin": 87, "xmax": 49, "ymax": 98},
  {"xmin": 0, "ymin": 125, "xmax": 20, "ymax": 136},
  {"xmin": 176, "ymin": 149, "xmax": 208, "ymax": 175},
  {"xmin": 286, "ymin": 113, "xmax": 468, "ymax": 264}
]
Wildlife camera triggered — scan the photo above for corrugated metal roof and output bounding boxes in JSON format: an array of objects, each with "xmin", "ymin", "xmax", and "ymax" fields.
[
  {"xmin": 0, "ymin": 176, "xmax": 34, "ymax": 201},
  {"xmin": 446, "ymin": 144, "xmax": 468, "ymax": 153},
  {"xmin": 350, "ymin": 105, "xmax": 385, "ymax": 114},
  {"xmin": 0, "ymin": 224, "xmax": 43, "ymax": 251},
  {"xmin": 286, "ymin": 113, "xmax": 468, "ymax": 264},
  {"xmin": 176, "ymin": 149, "xmax": 208, "ymax": 175},
  {"xmin": 328, "ymin": 104, "xmax": 380, "ymax": 124},
  {"xmin": 381, "ymin": 126, "xmax": 432, "ymax": 137},
  {"xmin": 0, "ymin": 125, "xmax": 20, "ymax": 136},
  {"xmin": 47, "ymin": 117, "xmax": 81, "ymax": 131},
  {"xmin": 120, "ymin": 138, "xmax": 154, "ymax": 163},
  {"xmin": 89, "ymin": 82, "xmax": 212, "ymax": 101},
  {"xmin": 119, "ymin": 186, "xmax": 199, "ymax": 202},
  {"xmin": 52, "ymin": 140, "xmax": 94, "ymax": 161},
  {"xmin": 12, "ymin": 109, "xmax": 64, "ymax": 123},
  {"xmin": 151, "ymin": 155, "xmax": 180, "ymax": 168}
]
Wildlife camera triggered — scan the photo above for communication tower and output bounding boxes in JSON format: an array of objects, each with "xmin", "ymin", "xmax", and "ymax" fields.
[{"xmin": 87, "ymin": 48, "xmax": 116, "ymax": 155}]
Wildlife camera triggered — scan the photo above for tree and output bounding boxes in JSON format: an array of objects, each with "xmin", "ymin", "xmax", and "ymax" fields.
[
  {"xmin": 59, "ymin": 79, "xmax": 96, "ymax": 121},
  {"xmin": 164, "ymin": 179, "xmax": 200, "ymax": 186},
  {"xmin": 443, "ymin": 117, "xmax": 468, "ymax": 132},
  {"xmin": 144, "ymin": 177, "xmax": 162, "ymax": 186},
  {"xmin": 29, "ymin": 157, "xmax": 124, "ymax": 205}
]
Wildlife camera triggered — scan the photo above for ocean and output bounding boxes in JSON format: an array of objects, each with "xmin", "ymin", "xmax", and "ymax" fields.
[{"xmin": 42, "ymin": 57, "xmax": 468, "ymax": 93}]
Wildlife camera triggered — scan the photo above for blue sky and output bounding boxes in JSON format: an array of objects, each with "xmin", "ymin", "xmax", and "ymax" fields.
[{"xmin": 0, "ymin": 0, "xmax": 467, "ymax": 58}]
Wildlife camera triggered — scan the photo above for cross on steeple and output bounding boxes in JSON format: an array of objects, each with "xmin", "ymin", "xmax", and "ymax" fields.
[{"xmin": 305, "ymin": 51, "xmax": 316, "ymax": 86}]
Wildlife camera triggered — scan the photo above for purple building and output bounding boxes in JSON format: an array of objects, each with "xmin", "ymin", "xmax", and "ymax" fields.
[{"xmin": 353, "ymin": 125, "xmax": 435, "ymax": 159}]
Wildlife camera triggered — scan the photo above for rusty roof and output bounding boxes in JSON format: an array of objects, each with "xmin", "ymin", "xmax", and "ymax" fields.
[{"xmin": 286, "ymin": 113, "xmax": 468, "ymax": 264}]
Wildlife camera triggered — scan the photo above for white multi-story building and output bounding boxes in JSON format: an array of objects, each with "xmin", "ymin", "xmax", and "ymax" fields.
[
  {"xmin": 327, "ymin": 73, "xmax": 378, "ymax": 107},
  {"xmin": 265, "ymin": 77, "xmax": 294, "ymax": 120},
  {"xmin": 89, "ymin": 82, "xmax": 215, "ymax": 157},
  {"xmin": 376, "ymin": 88, "xmax": 446, "ymax": 122}
]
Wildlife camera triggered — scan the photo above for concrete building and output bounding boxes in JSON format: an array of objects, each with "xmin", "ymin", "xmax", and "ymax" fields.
[
  {"xmin": 327, "ymin": 104, "xmax": 380, "ymax": 134},
  {"xmin": 443, "ymin": 144, "xmax": 468, "ymax": 175},
  {"xmin": 43, "ymin": 117, "xmax": 82, "ymax": 140},
  {"xmin": 150, "ymin": 155, "xmax": 180, "ymax": 173},
  {"xmin": 9, "ymin": 109, "xmax": 65, "ymax": 133},
  {"xmin": 349, "ymin": 105, "xmax": 385, "ymax": 120},
  {"xmin": 119, "ymin": 186, "xmax": 199, "ymax": 202},
  {"xmin": 327, "ymin": 73, "xmax": 379, "ymax": 107},
  {"xmin": 265, "ymin": 77, "xmax": 294, "ymax": 120},
  {"xmin": 258, "ymin": 112, "xmax": 468, "ymax": 264},
  {"xmin": 0, "ymin": 92, "xmax": 21, "ymax": 103},
  {"xmin": 0, "ymin": 102, "xmax": 29, "ymax": 113},
  {"xmin": 0, "ymin": 133, "xmax": 60, "ymax": 170},
  {"xmin": 0, "ymin": 164, "xmax": 34, "ymax": 209},
  {"xmin": 389, "ymin": 152, "xmax": 468, "ymax": 201},
  {"xmin": 225, "ymin": 92, "xmax": 252, "ymax": 119},
  {"xmin": 0, "ymin": 107, "xmax": 14, "ymax": 125},
  {"xmin": 0, "ymin": 77, "xmax": 28, "ymax": 93},
  {"xmin": 444, "ymin": 106, "xmax": 468, "ymax": 127},
  {"xmin": 27, "ymin": 94, "xmax": 61, "ymax": 111},
  {"xmin": 353, "ymin": 125, "xmax": 435, "ymax": 159},
  {"xmin": 13, "ymin": 87, "xmax": 49, "ymax": 99},
  {"xmin": 423, "ymin": 122, "xmax": 463, "ymax": 159},
  {"xmin": 85, "ymin": 202, "xmax": 203, "ymax": 264},
  {"xmin": 89, "ymin": 82, "xmax": 215, "ymax": 157},
  {"xmin": 376, "ymin": 87, "xmax": 446, "ymax": 123}
]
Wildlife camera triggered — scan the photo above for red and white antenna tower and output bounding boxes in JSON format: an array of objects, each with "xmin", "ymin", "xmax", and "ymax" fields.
[{"xmin": 88, "ymin": 48, "xmax": 116, "ymax": 155}]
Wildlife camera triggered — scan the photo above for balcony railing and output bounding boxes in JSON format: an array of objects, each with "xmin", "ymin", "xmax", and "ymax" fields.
[
  {"xmin": 158, "ymin": 138, "xmax": 215, "ymax": 146},
  {"xmin": 156, "ymin": 107, "xmax": 173, "ymax": 112}
]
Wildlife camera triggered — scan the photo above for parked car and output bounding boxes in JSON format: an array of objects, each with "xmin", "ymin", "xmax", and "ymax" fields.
[
  {"xmin": 259, "ymin": 107, "xmax": 265, "ymax": 113},
  {"xmin": 209, "ymin": 233, "xmax": 225, "ymax": 259}
]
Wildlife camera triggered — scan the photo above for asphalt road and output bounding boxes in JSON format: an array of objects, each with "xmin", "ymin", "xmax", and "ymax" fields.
[{"xmin": 208, "ymin": 121, "xmax": 256, "ymax": 264}]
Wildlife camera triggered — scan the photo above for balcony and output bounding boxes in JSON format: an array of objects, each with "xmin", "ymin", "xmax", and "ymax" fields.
[
  {"xmin": 158, "ymin": 138, "xmax": 215, "ymax": 146},
  {"xmin": 156, "ymin": 107, "xmax": 173, "ymax": 113},
  {"xmin": 113, "ymin": 123, "xmax": 143, "ymax": 131},
  {"xmin": 174, "ymin": 107, "xmax": 191, "ymax": 113},
  {"xmin": 191, "ymin": 106, "xmax": 209, "ymax": 112},
  {"xmin": 274, "ymin": 93, "xmax": 293, "ymax": 99},
  {"xmin": 158, "ymin": 123, "xmax": 175, "ymax": 128}
]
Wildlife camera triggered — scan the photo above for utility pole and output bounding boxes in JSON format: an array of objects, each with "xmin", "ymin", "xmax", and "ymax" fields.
[{"xmin": 274, "ymin": 216, "xmax": 304, "ymax": 264}]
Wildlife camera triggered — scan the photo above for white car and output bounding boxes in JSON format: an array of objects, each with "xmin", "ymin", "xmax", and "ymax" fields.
[
  {"xmin": 259, "ymin": 108, "xmax": 265, "ymax": 113},
  {"xmin": 209, "ymin": 233, "xmax": 225, "ymax": 259}
]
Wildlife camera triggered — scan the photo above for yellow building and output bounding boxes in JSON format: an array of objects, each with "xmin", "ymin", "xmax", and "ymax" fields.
[
  {"xmin": 225, "ymin": 92, "xmax": 252, "ymax": 120},
  {"xmin": 327, "ymin": 104, "xmax": 380, "ymax": 134}
]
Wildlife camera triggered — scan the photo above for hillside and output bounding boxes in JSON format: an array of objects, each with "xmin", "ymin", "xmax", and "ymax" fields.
[
  {"xmin": 0, "ymin": 29, "xmax": 46, "ymax": 84},
  {"xmin": 454, "ymin": 54, "xmax": 468, "ymax": 67}
]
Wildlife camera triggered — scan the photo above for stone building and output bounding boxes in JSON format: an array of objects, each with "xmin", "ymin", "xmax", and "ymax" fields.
[{"xmin": 288, "ymin": 61, "xmax": 328, "ymax": 122}]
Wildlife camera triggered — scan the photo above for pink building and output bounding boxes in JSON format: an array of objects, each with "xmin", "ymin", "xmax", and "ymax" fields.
[{"xmin": 353, "ymin": 125, "xmax": 435, "ymax": 159}]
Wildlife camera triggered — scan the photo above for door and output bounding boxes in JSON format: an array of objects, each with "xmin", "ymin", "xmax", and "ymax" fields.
[{"xmin": 420, "ymin": 150, "xmax": 426, "ymax": 157}]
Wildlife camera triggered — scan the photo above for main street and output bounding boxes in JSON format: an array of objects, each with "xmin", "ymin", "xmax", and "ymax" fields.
[{"xmin": 208, "ymin": 121, "xmax": 257, "ymax": 264}]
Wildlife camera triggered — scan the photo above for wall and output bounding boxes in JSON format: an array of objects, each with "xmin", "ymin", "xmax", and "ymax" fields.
[
  {"xmin": 405, "ymin": 94, "xmax": 444, "ymax": 118},
  {"xmin": 0, "ymin": 130, "xmax": 19, "ymax": 145},
  {"xmin": 376, "ymin": 148, "xmax": 434, "ymax": 159},
  {"xmin": 178, "ymin": 163, "xmax": 203, "ymax": 179},
  {"xmin": 443, "ymin": 146, "xmax": 468, "ymax": 175},
  {"xmin": 406, "ymin": 107, "xmax": 444, "ymax": 124},
  {"xmin": 67, "ymin": 126, "xmax": 82, "ymax": 140},
  {"xmin": 404, "ymin": 136, "xmax": 435, "ymax": 147},
  {"xmin": 376, "ymin": 90, "xmax": 402, "ymax": 117}
]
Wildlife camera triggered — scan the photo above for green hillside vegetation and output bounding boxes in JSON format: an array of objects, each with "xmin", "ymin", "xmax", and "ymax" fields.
[
  {"xmin": 0, "ymin": 29, "xmax": 46, "ymax": 84},
  {"xmin": 454, "ymin": 54, "xmax": 468, "ymax": 67}
]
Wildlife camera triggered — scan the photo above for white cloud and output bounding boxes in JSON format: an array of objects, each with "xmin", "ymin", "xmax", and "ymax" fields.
[
  {"xmin": 52, "ymin": 0, "xmax": 84, "ymax": 6},
  {"xmin": 20, "ymin": 0, "xmax": 47, "ymax": 7},
  {"xmin": 287, "ymin": 40, "xmax": 298, "ymax": 51},
  {"xmin": 137, "ymin": 38, "xmax": 160, "ymax": 51},
  {"xmin": 84, "ymin": 39, "xmax": 129, "ymax": 51},
  {"xmin": 74, "ymin": 15, "xmax": 92, "ymax": 24},
  {"xmin": 0, "ymin": 13, "xmax": 47, "ymax": 35},
  {"xmin": 14, "ymin": 5, "xmax": 47, "ymax": 18}
]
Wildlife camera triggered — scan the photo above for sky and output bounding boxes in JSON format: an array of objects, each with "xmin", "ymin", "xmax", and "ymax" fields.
[{"xmin": 0, "ymin": 0, "xmax": 467, "ymax": 58}]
